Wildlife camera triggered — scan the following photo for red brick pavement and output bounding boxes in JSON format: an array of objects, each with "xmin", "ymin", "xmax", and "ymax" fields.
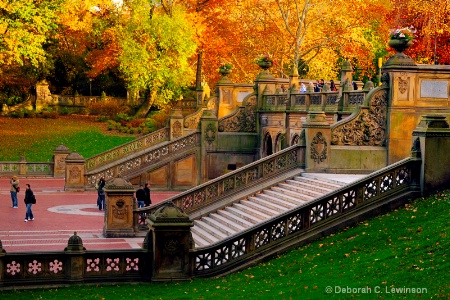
[{"xmin": 0, "ymin": 178, "xmax": 178, "ymax": 252}]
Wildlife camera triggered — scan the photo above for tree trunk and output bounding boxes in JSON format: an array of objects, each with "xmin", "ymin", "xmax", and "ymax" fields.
[{"xmin": 136, "ymin": 88, "xmax": 157, "ymax": 118}]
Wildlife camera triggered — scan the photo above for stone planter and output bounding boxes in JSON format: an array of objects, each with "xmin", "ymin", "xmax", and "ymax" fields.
[
  {"xmin": 388, "ymin": 38, "xmax": 413, "ymax": 53},
  {"xmin": 219, "ymin": 68, "xmax": 231, "ymax": 76},
  {"xmin": 257, "ymin": 60, "xmax": 273, "ymax": 70}
]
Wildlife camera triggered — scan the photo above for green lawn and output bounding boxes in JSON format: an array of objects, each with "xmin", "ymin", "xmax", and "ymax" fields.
[
  {"xmin": 1, "ymin": 190, "xmax": 449, "ymax": 299},
  {"xmin": 0, "ymin": 116, "xmax": 135, "ymax": 161}
]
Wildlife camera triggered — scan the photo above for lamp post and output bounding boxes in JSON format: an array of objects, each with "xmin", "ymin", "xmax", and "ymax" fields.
[
  {"xmin": 89, "ymin": 78, "xmax": 92, "ymax": 96},
  {"xmin": 377, "ymin": 57, "xmax": 383, "ymax": 86}
]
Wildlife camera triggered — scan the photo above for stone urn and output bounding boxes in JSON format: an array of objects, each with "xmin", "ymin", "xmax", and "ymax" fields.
[
  {"xmin": 257, "ymin": 60, "xmax": 273, "ymax": 70},
  {"xmin": 219, "ymin": 68, "xmax": 231, "ymax": 77},
  {"xmin": 388, "ymin": 38, "xmax": 413, "ymax": 53}
]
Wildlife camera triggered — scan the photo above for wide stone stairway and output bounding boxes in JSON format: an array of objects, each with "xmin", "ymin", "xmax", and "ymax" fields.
[{"xmin": 191, "ymin": 173, "xmax": 349, "ymax": 248}]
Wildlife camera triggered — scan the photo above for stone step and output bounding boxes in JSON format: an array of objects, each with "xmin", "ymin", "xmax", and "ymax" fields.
[
  {"xmin": 194, "ymin": 220, "xmax": 228, "ymax": 240},
  {"xmin": 191, "ymin": 231, "xmax": 209, "ymax": 248},
  {"xmin": 217, "ymin": 209, "xmax": 255, "ymax": 228},
  {"xmin": 191, "ymin": 225, "xmax": 219, "ymax": 245},
  {"xmin": 263, "ymin": 189, "xmax": 312, "ymax": 204},
  {"xmin": 201, "ymin": 216, "xmax": 238, "ymax": 236},
  {"xmin": 240, "ymin": 198, "xmax": 282, "ymax": 214},
  {"xmin": 233, "ymin": 202, "xmax": 274, "ymax": 219},
  {"xmin": 285, "ymin": 180, "xmax": 336, "ymax": 194},
  {"xmin": 248, "ymin": 195, "xmax": 295, "ymax": 211},
  {"xmin": 275, "ymin": 184, "xmax": 325, "ymax": 198},
  {"xmin": 293, "ymin": 176, "xmax": 346, "ymax": 190},
  {"xmin": 224, "ymin": 206, "xmax": 264, "ymax": 224},
  {"xmin": 209, "ymin": 213, "xmax": 248, "ymax": 232}
]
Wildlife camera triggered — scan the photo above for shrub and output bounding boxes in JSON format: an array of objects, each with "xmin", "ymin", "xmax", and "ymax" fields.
[
  {"xmin": 129, "ymin": 118, "xmax": 145, "ymax": 128},
  {"xmin": 87, "ymin": 101, "xmax": 128, "ymax": 119}
]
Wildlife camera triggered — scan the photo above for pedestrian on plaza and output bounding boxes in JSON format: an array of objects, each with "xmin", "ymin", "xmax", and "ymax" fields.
[
  {"xmin": 136, "ymin": 185, "xmax": 146, "ymax": 208},
  {"xmin": 144, "ymin": 183, "xmax": 152, "ymax": 207},
  {"xmin": 24, "ymin": 184, "xmax": 35, "ymax": 222},
  {"xmin": 330, "ymin": 80, "xmax": 337, "ymax": 91},
  {"xmin": 97, "ymin": 176, "xmax": 106, "ymax": 210},
  {"xmin": 10, "ymin": 175, "xmax": 20, "ymax": 208}
]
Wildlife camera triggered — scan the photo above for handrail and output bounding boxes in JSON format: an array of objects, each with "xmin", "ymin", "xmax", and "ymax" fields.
[
  {"xmin": 86, "ymin": 131, "xmax": 200, "ymax": 185},
  {"xmin": 135, "ymin": 144, "xmax": 305, "ymax": 222},
  {"xmin": 85, "ymin": 127, "xmax": 170, "ymax": 171},
  {"xmin": 189, "ymin": 156, "xmax": 420, "ymax": 276}
]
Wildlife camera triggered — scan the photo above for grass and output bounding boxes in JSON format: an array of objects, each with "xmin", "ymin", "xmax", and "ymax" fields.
[
  {"xmin": 0, "ymin": 116, "xmax": 135, "ymax": 161},
  {"xmin": 1, "ymin": 190, "xmax": 449, "ymax": 299}
]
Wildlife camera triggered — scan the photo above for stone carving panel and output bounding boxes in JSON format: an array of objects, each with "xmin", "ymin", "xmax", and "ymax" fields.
[
  {"xmin": 218, "ymin": 95, "xmax": 256, "ymax": 132},
  {"xmin": 310, "ymin": 132, "xmax": 327, "ymax": 163},
  {"xmin": 331, "ymin": 89, "xmax": 387, "ymax": 146}
]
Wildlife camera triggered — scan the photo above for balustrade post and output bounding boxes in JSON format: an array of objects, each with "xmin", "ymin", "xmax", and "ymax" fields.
[
  {"xmin": 103, "ymin": 178, "xmax": 136, "ymax": 237},
  {"xmin": 64, "ymin": 152, "xmax": 85, "ymax": 191},
  {"xmin": 53, "ymin": 144, "xmax": 70, "ymax": 178},
  {"xmin": 147, "ymin": 201, "xmax": 194, "ymax": 281},
  {"xmin": 200, "ymin": 110, "xmax": 218, "ymax": 183},
  {"xmin": 169, "ymin": 109, "xmax": 184, "ymax": 141},
  {"xmin": 302, "ymin": 112, "xmax": 331, "ymax": 171},
  {"xmin": 0, "ymin": 240, "xmax": 5, "ymax": 286},
  {"xmin": 18, "ymin": 156, "xmax": 27, "ymax": 175},
  {"xmin": 412, "ymin": 115, "xmax": 450, "ymax": 195},
  {"xmin": 64, "ymin": 232, "xmax": 86, "ymax": 283}
]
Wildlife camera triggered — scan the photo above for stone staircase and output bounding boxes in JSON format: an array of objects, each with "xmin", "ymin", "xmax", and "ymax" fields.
[{"xmin": 191, "ymin": 173, "xmax": 349, "ymax": 248}]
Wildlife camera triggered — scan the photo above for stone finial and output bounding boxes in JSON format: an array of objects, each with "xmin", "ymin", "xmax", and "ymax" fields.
[
  {"xmin": 322, "ymin": 83, "xmax": 330, "ymax": 92},
  {"xmin": 65, "ymin": 152, "xmax": 84, "ymax": 161},
  {"xmin": 148, "ymin": 201, "xmax": 193, "ymax": 227},
  {"xmin": 341, "ymin": 59, "xmax": 353, "ymax": 71},
  {"xmin": 64, "ymin": 232, "xmax": 86, "ymax": 252},
  {"xmin": 306, "ymin": 83, "xmax": 314, "ymax": 93},
  {"xmin": 104, "ymin": 177, "xmax": 134, "ymax": 191},
  {"xmin": 54, "ymin": 144, "xmax": 70, "ymax": 153}
]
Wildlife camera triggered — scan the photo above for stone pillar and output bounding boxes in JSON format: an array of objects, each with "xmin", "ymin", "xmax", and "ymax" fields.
[
  {"xmin": 18, "ymin": 156, "xmax": 27, "ymax": 175},
  {"xmin": 35, "ymin": 80, "xmax": 52, "ymax": 111},
  {"xmin": 103, "ymin": 178, "xmax": 136, "ymax": 237},
  {"xmin": 303, "ymin": 112, "xmax": 331, "ymax": 171},
  {"xmin": 200, "ymin": 110, "xmax": 218, "ymax": 183},
  {"xmin": 53, "ymin": 144, "xmax": 71, "ymax": 178},
  {"xmin": 412, "ymin": 115, "xmax": 450, "ymax": 195},
  {"xmin": 0, "ymin": 240, "xmax": 5, "ymax": 286},
  {"xmin": 147, "ymin": 201, "xmax": 194, "ymax": 281},
  {"xmin": 169, "ymin": 109, "xmax": 184, "ymax": 141},
  {"xmin": 64, "ymin": 152, "xmax": 85, "ymax": 191},
  {"xmin": 254, "ymin": 68, "xmax": 277, "ymax": 109},
  {"xmin": 64, "ymin": 232, "xmax": 86, "ymax": 282},
  {"xmin": 216, "ymin": 75, "xmax": 234, "ymax": 118}
]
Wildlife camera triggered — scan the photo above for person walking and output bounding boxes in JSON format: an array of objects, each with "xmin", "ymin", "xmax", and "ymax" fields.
[
  {"xmin": 136, "ymin": 185, "xmax": 146, "ymax": 208},
  {"xmin": 10, "ymin": 176, "xmax": 20, "ymax": 208},
  {"xmin": 97, "ymin": 176, "xmax": 106, "ymax": 210},
  {"xmin": 24, "ymin": 184, "xmax": 35, "ymax": 222},
  {"xmin": 144, "ymin": 183, "xmax": 152, "ymax": 207}
]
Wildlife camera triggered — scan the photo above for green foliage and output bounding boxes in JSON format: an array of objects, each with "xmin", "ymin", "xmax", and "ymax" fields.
[{"xmin": 1, "ymin": 190, "xmax": 449, "ymax": 299}]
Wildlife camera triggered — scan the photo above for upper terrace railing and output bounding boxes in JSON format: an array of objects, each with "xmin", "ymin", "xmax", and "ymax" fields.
[
  {"xmin": 0, "ymin": 161, "xmax": 54, "ymax": 177},
  {"xmin": 190, "ymin": 156, "xmax": 421, "ymax": 277},
  {"xmin": 262, "ymin": 90, "xmax": 368, "ymax": 112},
  {"xmin": 85, "ymin": 127, "xmax": 170, "ymax": 172},
  {"xmin": 134, "ymin": 144, "xmax": 306, "ymax": 226}
]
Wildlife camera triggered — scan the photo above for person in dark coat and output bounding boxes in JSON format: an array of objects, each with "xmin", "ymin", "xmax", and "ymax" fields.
[
  {"xmin": 136, "ymin": 185, "xmax": 146, "ymax": 208},
  {"xmin": 97, "ymin": 176, "xmax": 106, "ymax": 210},
  {"xmin": 144, "ymin": 183, "xmax": 152, "ymax": 206},
  {"xmin": 24, "ymin": 184, "xmax": 35, "ymax": 222}
]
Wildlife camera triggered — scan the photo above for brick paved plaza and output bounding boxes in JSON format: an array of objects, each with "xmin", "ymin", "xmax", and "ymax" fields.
[{"xmin": 0, "ymin": 178, "xmax": 178, "ymax": 252}]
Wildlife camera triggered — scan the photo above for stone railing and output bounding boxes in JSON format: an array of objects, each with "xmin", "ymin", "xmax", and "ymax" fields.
[
  {"xmin": 262, "ymin": 90, "xmax": 368, "ymax": 112},
  {"xmin": 0, "ymin": 237, "xmax": 148, "ymax": 287},
  {"xmin": 190, "ymin": 157, "xmax": 420, "ymax": 277},
  {"xmin": 218, "ymin": 95, "xmax": 257, "ymax": 132},
  {"xmin": 86, "ymin": 132, "xmax": 200, "ymax": 185},
  {"xmin": 184, "ymin": 107, "xmax": 205, "ymax": 129},
  {"xmin": 134, "ymin": 144, "xmax": 305, "ymax": 226},
  {"xmin": 0, "ymin": 162, "xmax": 54, "ymax": 177},
  {"xmin": 85, "ymin": 127, "xmax": 170, "ymax": 172}
]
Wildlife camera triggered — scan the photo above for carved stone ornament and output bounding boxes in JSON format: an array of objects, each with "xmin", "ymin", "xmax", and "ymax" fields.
[
  {"xmin": 218, "ymin": 95, "xmax": 256, "ymax": 132},
  {"xmin": 69, "ymin": 167, "xmax": 81, "ymax": 182},
  {"xmin": 310, "ymin": 132, "xmax": 328, "ymax": 163},
  {"xmin": 205, "ymin": 123, "xmax": 216, "ymax": 145},
  {"xmin": 398, "ymin": 76, "xmax": 408, "ymax": 94},
  {"xmin": 172, "ymin": 120, "xmax": 182, "ymax": 139},
  {"xmin": 184, "ymin": 108, "xmax": 204, "ymax": 129},
  {"xmin": 112, "ymin": 200, "xmax": 128, "ymax": 219},
  {"xmin": 331, "ymin": 89, "xmax": 388, "ymax": 146}
]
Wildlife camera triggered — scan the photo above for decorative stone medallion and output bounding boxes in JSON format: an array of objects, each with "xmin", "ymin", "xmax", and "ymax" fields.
[{"xmin": 311, "ymin": 132, "xmax": 327, "ymax": 163}]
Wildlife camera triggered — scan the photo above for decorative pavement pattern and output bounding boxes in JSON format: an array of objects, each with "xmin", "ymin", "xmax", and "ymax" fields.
[{"xmin": 0, "ymin": 178, "xmax": 178, "ymax": 252}]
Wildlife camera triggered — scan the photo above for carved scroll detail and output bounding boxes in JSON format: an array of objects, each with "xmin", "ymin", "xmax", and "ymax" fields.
[
  {"xmin": 218, "ymin": 95, "xmax": 256, "ymax": 132},
  {"xmin": 331, "ymin": 89, "xmax": 387, "ymax": 146}
]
